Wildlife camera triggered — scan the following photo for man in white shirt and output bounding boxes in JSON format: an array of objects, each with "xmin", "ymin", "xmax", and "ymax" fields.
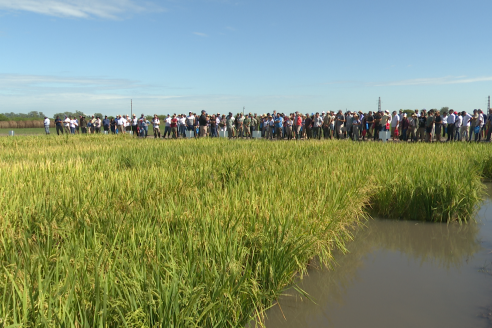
[
  {"xmin": 94, "ymin": 116, "xmax": 102, "ymax": 133},
  {"xmin": 69, "ymin": 117, "xmax": 78, "ymax": 134},
  {"xmin": 446, "ymin": 111, "xmax": 456, "ymax": 142},
  {"xmin": 186, "ymin": 112, "xmax": 195, "ymax": 133},
  {"xmin": 63, "ymin": 116, "xmax": 70, "ymax": 134},
  {"xmin": 178, "ymin": 114, "xmax": 186, "ymax": 137},
  {"xmin": 117, "ymin": 115, "xmax": 125, "ymax": 134},
  {"xmin": 131, "ymin": 114, "xmax": 138, "ymax": 136},
  {"xmin": 152, "ymin": 114, "xmax": 161, "ymax": 138},
  {"xmin": 390, "ymin": 111, "xmax": 400, "ymax": 141},
  {"xmin": 163, "ymin": 114, "xmax": 171, "ymax": 138},
  {"xmin": 461, "ymin": 111, "xmax": 472, "ymax": 142},
  {"xmin": 43, "ymin": 117, "xmax": 50, "ymax": 134}
]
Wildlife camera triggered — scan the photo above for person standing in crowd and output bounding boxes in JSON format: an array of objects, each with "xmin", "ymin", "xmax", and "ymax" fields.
[
  {"xmin": 461, "ymin": 111, "xmax": 471, "ymax": 141},
  {"xmin": 226, "ymin": 113, "xmax": 235, "ymax": 139},
  {"xmin": 186, "ymin": 112, "xmax": 195, "ymax": 136},
  {"xmin": 442, "ymin": 112, "xmax": 448, "ymax": 139},
  {"xmin": 274, "ymin": 113, "xmax": 283, "ymax": 140},
  {"xmin": 152, "ymin": 114, "xmax": 161, "ymax": 139},
  {"xmin": 138, "ymin": 114, "xmax": 147, "ymax": 137},
  {"xmin": 163, "ymin": 114, "xmax": 171, "ymax": 138},
  {"xmin": 400, "ymin": 113, "xmax": 409, "ymax": 141},
  {"xmin": 265, "ymin": 115, "xmax": 273, "ymax": 140},
  {"xmin": 365, "ymin": 111, "xmax": 374, "ymax": 139},
  {"xmin": 345, "ymin": 111, "xmax": 354, "ymax": 140},
  {"xmin": 335, "ymin": 110, "xmax": 344, "ymax": 139},
  {"xmin": 250, "ymin": 113, "xmax": 257, "ymax": 136},
  {"xmin": 425, "ymin": 110, "xmax": 435, "ymax": 142},
  {"xmin": 79, "ymin": 116, "xmax": 86, "ymax": 134},
  {"xmin": 313, "ymin": 112, "xmax": 323, "ymax": 140},
  {"xmin": 236, "ymin": 113, "xmax": 244, "ymax": 138},
  {"xmin": 390, "ymin": 110, "xmax": 399, "ymax": 141},
  {"xmin": 42, "ymin": 116, "xmax": 50, "ymax": 135},
  {"xmin": 69, "ymin": 116, "xmax": 78, "ymax": 134},
  {"xmin": 454, "ymin": 111, "xmax": 462, "ymax": 141},
  {"xmin": 285, "ymin": 114, "xmax": 293, "ymax": 140},
  {"xmin": 116, "ymin": 115, "xmax": 124, "ymax": 134},
  {"xmin": 110, "ymin": 118, "xmax": 116, "ymax": 134},
  {"xmin": 417, "ymin": 112, "xmax": 426, "ymax": 142},
  {"xmin": 294, "ymin": 112, "xmax": 302, "ymax": 140},
  {"xmin": 323, "ymin": 111, "xmax": 331, "ymax": 139},
  {"xmin": 243, "ymin": 114, "xmax": 251, "ymax": 138},
  {"xmin": 304, "ymin": 113, "xmax": 312, "ymax": 139},
  {"xmin": 63, "ymin": 116, "xmax": 70, "ymax": 134},
  {"xmin": 94, "ymin": 116, "xmax": 101, "ymax": 133},
  {"xmin": 102, "ymin": 116, "xmax": 110, "ymax": 133},
  {"xmin": 199, "ymin": 110, "xmax": 208, "ymax": 137},
  {"xmin": 352, "ymin": 114, "xmax": 361, "ymax": 141},
  {"xmin": 373, "ymin": 111, "xmax": 381, "ymax": 141},
  {"xmin": 171, "ymin": 114, "xmax": 178, "ymax": 138},
  {"xmin": 54, "ymin": 116, "xmax": 63, "ymax": 135},
  {"xmin": 434, "ymin": 111, "xmax": 442, "ymax": 142},
  {"xmin": 130, "ymin": 114, "xmax": 137, "ymax": 136},
  {"xmin": 447, "ymin": 110, "xmax": 455, "ymax": 142},
  {"xmin": 178, "ymin": 114, "xmax": 186, "ymax": 137},
  {"xmin": 476, "ymin": 109, "xmax": 484, "ymax": 142}
]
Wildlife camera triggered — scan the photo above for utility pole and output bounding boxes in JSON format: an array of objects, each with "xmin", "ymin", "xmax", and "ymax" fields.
[
  {"xmin": 243, "ymin": 106, "xmax": 245, "ymax": 115},
  {"xmin": 378, "ymin": 97, "xmax": 381, "ymax": 112},
  {"xmin": 488, "ymin": 96, "xmax": 490, "ymax": 111}
]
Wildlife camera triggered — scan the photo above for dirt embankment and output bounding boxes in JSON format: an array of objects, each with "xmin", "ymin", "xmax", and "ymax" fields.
[{"xmin": 0, "ymin": 120, "xmax": 55, "ymax": 128}]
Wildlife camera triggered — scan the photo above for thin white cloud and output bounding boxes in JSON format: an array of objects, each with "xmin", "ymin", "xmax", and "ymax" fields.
[
  {"xmin": 193, "ymin": 32, "xmax": 208, "ymax": 37},
  {"xmin": 373, "ymin": 75, "xmax": 492, "ymax": 87},
  {"xmin": 0, "ymin": 0, "xmax": 164, "ymax": 19},
  {"xmin": 225, "ymin": 26, "xmax": 235, "ymax": 31}
]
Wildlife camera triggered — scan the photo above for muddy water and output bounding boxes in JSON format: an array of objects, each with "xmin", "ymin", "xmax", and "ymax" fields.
[{"xmin": 262, "ymin": 186, "xmax": 492, "ymax": 328}]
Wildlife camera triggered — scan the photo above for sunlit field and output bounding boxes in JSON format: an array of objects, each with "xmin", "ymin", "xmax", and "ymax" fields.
[{"xmin": 1, "ymin": 136, "xmax": 491, "ymax": 327}]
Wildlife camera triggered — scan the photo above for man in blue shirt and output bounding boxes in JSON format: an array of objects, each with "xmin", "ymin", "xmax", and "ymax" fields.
[
  {"xmin": 54, "ymin": 116, "xmax": 63, "ymax": 135},
  {"xmin": 275, "ymin": 113, "xmax": 283, "ymax": 140},
  {"xmin": 102, "ymin": 116, "xmax": 110, "ymax": 133}
]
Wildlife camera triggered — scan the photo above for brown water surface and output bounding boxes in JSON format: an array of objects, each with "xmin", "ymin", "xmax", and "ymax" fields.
[{"xmin": 261, "ymin": 186, "xmax": 492, "ymax": 328}]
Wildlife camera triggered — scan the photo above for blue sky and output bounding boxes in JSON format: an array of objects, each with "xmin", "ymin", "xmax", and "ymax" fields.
[{"xmin": 1, "ymin": 0, "xmax": 491, "ymax": 117}]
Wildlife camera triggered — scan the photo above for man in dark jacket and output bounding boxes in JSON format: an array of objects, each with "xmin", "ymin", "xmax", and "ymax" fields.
[{"xmin": 199, "ymin": 110, "xmax": 208, "ymax": 137}]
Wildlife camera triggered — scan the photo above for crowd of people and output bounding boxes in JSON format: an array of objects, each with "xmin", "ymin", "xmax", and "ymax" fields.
[{"xmin": 44, "ymin": 108, "xmax": 492, "ymax": 142}]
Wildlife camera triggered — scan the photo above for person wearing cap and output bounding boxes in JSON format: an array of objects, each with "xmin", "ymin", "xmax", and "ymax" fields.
[
  {"xmin": 434, "ymin": 111, "xmax": 442, "ymax": 142},
  {"xmin": 54, "ymin": 116, "xmax": 63, "ymax": 135},
  {"xmin": 454, "ymin": 111, "xmax": 462, "ymax": 141},
  {"xmin": 265, "ymin": 115, "xmax": 273, "ymax": 140},
  {"xmin": 198, "ymin": 110, "xmax": 208, "ymax": 137},
  {"xmin": 274, "ymin": 113, "xmax": 283, "ymax": 140},
  {"xmin": 346, "ymin": 111, "xmax": 354, "ymax": 139},
  {"xmin": 322, "ymin": 111, "xmax": 331, "ymax": 139},
  {"xmin": 117, "ymin": 115, "xmax": 125, "ymax": 134},
  {"xmin": 131, "ymin": 114, "xmax": 138, "ymax": 137},
  {"xmin": 43, "ymin": 116, "xmax": 50, "ymax": 135},
  {"xmin": 334, "ymin": 110, "xmax": 344, "ymax": 139},
  {"xmin": 69, "ymin": 116, "xmax": 78, "ymax": 134}
]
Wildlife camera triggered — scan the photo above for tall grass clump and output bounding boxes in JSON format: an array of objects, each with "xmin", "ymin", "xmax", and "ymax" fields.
[{"xmin": 0, "ymin": 136, "xmax": 491, "ymax": 327}]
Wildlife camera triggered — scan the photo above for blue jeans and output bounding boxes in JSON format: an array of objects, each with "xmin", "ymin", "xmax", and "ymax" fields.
[
  {"xmin": 44, "ymin": 126, "xmax": 50, "ymax": 134},
  {"xmin": 70, "ymin": 127, "xmax": 75, "ymax": 134}
]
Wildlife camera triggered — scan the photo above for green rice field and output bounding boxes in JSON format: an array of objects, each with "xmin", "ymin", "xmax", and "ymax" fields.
[{"xmin": 1, "ymin": 136, "xmax": 491, "ymax": 327}]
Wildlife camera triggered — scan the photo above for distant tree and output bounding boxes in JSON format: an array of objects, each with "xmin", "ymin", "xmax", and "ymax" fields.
[
  {"xmin": 93, "ymin": 113, "xmax": 103, "ymax": 119},
  {"xmin": 0, "ymin": 114, "xmax": 8, "ymax": 121},
  {"xmin": 440, "ymin": 107, "xmax": 449, "ymax": 114}
]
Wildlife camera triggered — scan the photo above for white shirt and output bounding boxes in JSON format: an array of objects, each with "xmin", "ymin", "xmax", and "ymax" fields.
[
  {"xmin": 132, "ymin": 118, "xmax": 138, "ymax": 126},
  {"xmin": 447, "ymin": 113, "xmax": 456, "ymax": 124},
  {"xmin": 179, "ymin": 117, "xmax": 186, "ymax": 126},
  {"xmin": 454, "ymin": 115, "xmax": 462, "ymax": 128},
  {"xmin": 70, "ymin": 119, "xmax": 78, "ymax": 128},
  {"xmin": 442, "ymin": 116, "xmax": 448, "ymax": 124},
  {"xmin": 64, "ymin": 118, "xmax": 70, "ymax": 127},
  {"xmin": 391, "ymin": 114, "xmax": 400, "ymax": 127},
  {"xmin": 479, "ymin": 113, "xmax": 484, "ymax": 127},
  {"xmin": 124, "ymin": 118, "xmax": 130, "ymax": 127},
  {"xmin": 152, "ymin": 118, "xmax": 160, "ymax": 128},
  {"xmin": 117, "ymin": 118, "xmax": 124, "ymax": 126},
  {"xmin": 165, "ymin": 117, "xmax": 172, "ymax": 127},
  {"xmin": 44, "ymin": 118, "xmax": 50, "ymax": 126},
  {"xmin": 186, "ymin": 115, "xmax": 195, "ymax": 126},
  {"xmin": 462, "ymin": 113, "xmax": 472, "ymax": 127}
]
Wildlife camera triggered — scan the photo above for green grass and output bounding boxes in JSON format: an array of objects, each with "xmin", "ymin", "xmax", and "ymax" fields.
[
  {"xmin": 0, "ymin": 136, "xmax": 491, "ymax": 327},
  {"xmin": 0, "ymin": 128, "xmax": 47, "ymax": 135}
]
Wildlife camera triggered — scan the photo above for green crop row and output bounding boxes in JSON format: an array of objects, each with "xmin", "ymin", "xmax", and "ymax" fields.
[{"xmin": 0, "ymin": 136, "xmax": 491, "ymax": 327}]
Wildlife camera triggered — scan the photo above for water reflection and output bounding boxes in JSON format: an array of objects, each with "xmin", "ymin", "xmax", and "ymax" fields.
[{"xmin": 259, "ymin": 187, "xmax": 492, "ymax": 328}]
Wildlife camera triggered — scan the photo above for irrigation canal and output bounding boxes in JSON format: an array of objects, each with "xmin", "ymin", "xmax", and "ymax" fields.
[{"xmin": 261, "ymin": 184, "xmax": 492, "ymax": 328}]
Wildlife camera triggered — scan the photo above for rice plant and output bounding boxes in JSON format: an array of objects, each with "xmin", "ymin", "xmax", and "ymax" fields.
[{"xmin": 0, "ymin": 136, "xmax": 489, "ymax": 327}]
